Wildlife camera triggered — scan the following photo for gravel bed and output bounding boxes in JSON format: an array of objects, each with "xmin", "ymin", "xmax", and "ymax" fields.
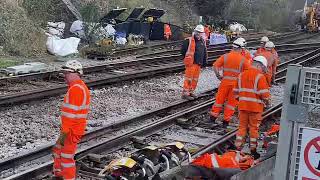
[{"xmin": 0, "ymin": 68, "xmax": 219, "ymax": 160}]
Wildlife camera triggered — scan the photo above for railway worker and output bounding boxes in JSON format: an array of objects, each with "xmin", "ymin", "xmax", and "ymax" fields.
[
  {"xmin": 255, "ymin": 36, "xmax": 269, "ymax": 55},
  {"xmin": 238, "ymin": 37, "xmax": 253, "ymax": 65},
  {"xmin": 164, "ymin": 23, "xmax": 172, "ymax": 41},
  {"xmin": 233, "ymin": 56, "xmax": 271, "ymax": 160},
  {"xmin": 255, "ymin": 41, "xmax": 278, "ymax": 86},
  {"xmin": 210, "ymin": 38, "xmax": 250, "ymax": 128},
  {"xmin": 181, "ymin": 24, "xmax": 208, "ymax": 100},
  {"xmin": 53, "ymin": 60, "xmax": 90, "ymax": 180},
  {"xmin": 181, "ymin": 150, "xmax": 256, "ymax": 179}
]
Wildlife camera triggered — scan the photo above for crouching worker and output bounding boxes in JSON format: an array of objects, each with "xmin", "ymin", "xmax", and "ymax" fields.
[
  {"xmin": 52, "ymin": 60, "xmax": 91, "ymax": 180},
  {"xmin": 181, "ymin": 150, "xmax": 256, "ymax": 179}
]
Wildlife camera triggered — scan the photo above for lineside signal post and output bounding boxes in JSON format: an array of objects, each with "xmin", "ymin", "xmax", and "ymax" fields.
[{"xmin": 274, "ymin": 65, "xmax": 320, "ymax": 180}]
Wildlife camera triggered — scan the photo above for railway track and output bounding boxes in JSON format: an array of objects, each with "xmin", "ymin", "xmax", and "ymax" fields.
[
  {"xmin": 1, "ymin": 47, "xmax": 318, "ymax": 179},
  {"xmin": 1, "ymin": 36, "xmax": 319, "ymax": 106}
]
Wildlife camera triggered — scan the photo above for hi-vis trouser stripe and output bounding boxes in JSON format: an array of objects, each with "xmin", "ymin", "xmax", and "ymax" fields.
[
  {"xmin": 210, "ymin": 154, "xmax": 219, "ymax": 168},
  {"xmin": 61, "ymin": 162, "xmax": 75, "ymax": 168},
  {"xmin": 222, "ymin": 54, "xmax": 245, "ymax": 81}
]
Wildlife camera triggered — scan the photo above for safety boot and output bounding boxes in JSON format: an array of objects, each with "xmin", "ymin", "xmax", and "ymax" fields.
[
  {"xmin": 181, "ymin": 91, "xmax": 194, "ymax": 100},
  {"xmin": 250, "ymin": 150, "xmax": 261, "ymax": 160}
]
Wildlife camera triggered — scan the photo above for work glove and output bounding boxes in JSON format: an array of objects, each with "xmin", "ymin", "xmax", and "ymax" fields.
[{"xmin": 57, "ymin": 132, "xmax": 68, "ymax": 146}]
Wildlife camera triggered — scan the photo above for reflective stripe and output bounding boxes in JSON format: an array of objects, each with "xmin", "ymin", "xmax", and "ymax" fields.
[
  {"xmin": 233, "ymin": 89, "xmax": 239, "ymax": 92},
  {"xmin": 62, "ymin": 103, "xmax": 89, "ymax": 111},
  {"xmin": 211, "ymin": 154, "xmax": 220, "ymax": 168},
  {"xmin": 61, "ymin": 153, "xmax": 74, "ymax": 159},
  {"xmin": 239, "ymin": 58, "xmax": 245, "ymax": 72},
  {"xmin": 239, "ymin": 97, "xmax": 263, "ymax": 103},
  {"xmin": 184, "ymin": 77, "xmax": 192, "ymax": 81},
  {"xmin": 236, "ymin": 136, "xmax": 244, "ymax": 140},
  {"xmin": 65, "ymin": 178, "xmax": 75, "ymax": 180},
  {"xmin": 223, "ymin": 76, "xmax": 237, "ymax": 80},
  {"xmin": 226, "ymin": 105, "xmax": 235, "ymax": 111},
  {"xmin": 61, "ymin": 112, "xmax": 87, "ymax": 119},
  {"xmin": 61, "ymin": 162, "xmax": 75, "ymax": 168},
  {"xmin": 250, "ymin": 138, "xmax": 257, "ymax": 142},
  {"xmin": 254, "ymin": 74, "xmax": 262, "ymax": 91},
  {"xmin": 258, "ymin": 89, "xmax": 269, "ymax": 94},
  {"xmin": 223, "ymin": 68, "xmax": 240, "ymax": 73},
  {"xmin": 214, "ymin": 103, "xmax": 223, "ymax": 107}
]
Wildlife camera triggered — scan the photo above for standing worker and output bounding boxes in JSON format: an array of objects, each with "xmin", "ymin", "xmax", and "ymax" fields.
[
  {"xmin": 238, "ymin": 37, "xmax": 253, "ymax": 65},
  {"xmin": 181, "ymin": 25, "xmax": 208, "ymax": 99},
  {"xmin": 210, "ymin": 38, "xmax": 250, "ymax": 127},
  {"xmin": 164, "ymin": 23, "xmax": 172, "ymax": 41},
  {"xmin": 255, "ymin": 36, "xmax": 269, "ymax": 55},
  {"xmin": 233, "ymin": 56, "xmax": 271, "ymax": 159},
  {"xmin": 255, "ymin": 41, "xmax": 278, "ymax": 86},
  {"xmin": 53, "ymin": 60, "xmax": 91, "ymax": 180}
]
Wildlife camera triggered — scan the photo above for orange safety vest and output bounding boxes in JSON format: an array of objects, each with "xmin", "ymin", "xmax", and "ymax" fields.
[
  {"xmin": 214, "ymin": 50, "xmax": 249, "ymax": 85},
  {"xmin": 234, "ymin": 67, "xmax": 270, "ymax": 112},
  {"xmin": 184, "ymin": 37, "xmax": 196, "ymax": 66},
  {"xmin": 255, "ymin": 50, "xmax": 276, "ymax": 75},
  {"xmin": 192, "ymin": 152, "xmax": 240, "ymax": 169},
  {"xmin": 255, "ymin": 47, "xmax": 266, "ymax": 55},
  {"xmin": 61, "ymin": 79, "xmax": 90, "ymax": 135},
  {"xmin": 164, "ymin": 24, "xmax": 172, "ymax": 37}
]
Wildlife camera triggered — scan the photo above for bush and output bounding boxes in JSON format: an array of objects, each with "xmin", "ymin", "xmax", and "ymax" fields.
[{"xmin": 0, "ymin": 1, "xmax": 47, "ymax": 57}]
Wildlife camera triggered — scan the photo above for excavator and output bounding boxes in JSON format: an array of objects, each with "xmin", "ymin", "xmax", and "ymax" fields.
[{"xmin": 300, "ymin": 1, "xmax": 320, "ymax": 32}]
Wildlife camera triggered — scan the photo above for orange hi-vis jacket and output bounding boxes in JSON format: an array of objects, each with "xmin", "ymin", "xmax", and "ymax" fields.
[
  {"xmin": 214, "ymin": 50, "xmax": 250, "ymax": 85},
  {"xmin": 255, "ymin": 47, "xmax": 266, "ymax": 55},
  {"xmin": 234, "ymin": 67, "xmax": 270, "ymax": 113},
  {"xmin": 192, "ymin": 152, "xmax": 240, "ymax": 169},
  {"xmin": 184, "ymin": 37, "xmax": 196, "ymax": 66},
  {"xmin": 61, "ymin": 79, "xmax": 90, "ymax": 136},
  {"xmin": 255, "ymin": 50, "xmax": 277, "ymax": 75}
]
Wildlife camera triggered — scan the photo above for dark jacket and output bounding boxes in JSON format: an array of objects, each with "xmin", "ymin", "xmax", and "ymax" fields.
[{"xmin": 181, "ymin": 37, "xmax": 208, "ymax": 66}]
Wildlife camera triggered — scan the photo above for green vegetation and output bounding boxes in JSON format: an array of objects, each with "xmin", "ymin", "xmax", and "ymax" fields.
[{"xmin": 0, "ymin": 58, "xmax": 19, "ymax": 69}]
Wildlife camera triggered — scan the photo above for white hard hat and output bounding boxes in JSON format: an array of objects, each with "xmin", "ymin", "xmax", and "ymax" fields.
[
  {"xmin": 260, "ymin": 36, "xmax": 269, "ymax": 43},
  {"xmin": 237, "ymin": 37, "xmax": 247, "ymax": 47},
  {"xmin": 194, "ymin": 25, "xmax": 205, "ymax": 33},
  {"xmin": 265, "ymin": 41, "xmax": 275, "ymax": 49},
  {"xmin": 62, "ymin": 60, "xmax": 83, "ymax": 75},
  {"xmin": 253, "ymin": 56, "xmax": 268, "ymax": 68},
  {"xmin": 233, "ymin": 38, "xmax": 245, "ymax": 48}
]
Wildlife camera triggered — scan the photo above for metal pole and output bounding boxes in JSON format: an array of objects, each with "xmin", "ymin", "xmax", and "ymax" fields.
[{"xmin": 274, "ymin": 65, "xmax": 302, "ymax": 180}]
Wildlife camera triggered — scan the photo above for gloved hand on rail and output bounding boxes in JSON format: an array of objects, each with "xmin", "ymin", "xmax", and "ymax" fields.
[{"xmin": 57, "ymin": 132, "xmax": 68, "ymax": 146}]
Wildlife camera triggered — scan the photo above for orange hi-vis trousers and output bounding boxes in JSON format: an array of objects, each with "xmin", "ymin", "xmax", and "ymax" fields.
[
  {"xmin": 235, "ymin": 110, "xmax": 262, "ymax": 151},
  {"xmin": 183, "ymin": 64, "xmax": 201, "ymax": 94},
  {"xmin": 53, "ymin": 133, "xmax": 82, "ymax": 180},
  {"xmin": 211, "ymin": 84, "xmax": 238, "ymax": 122}
]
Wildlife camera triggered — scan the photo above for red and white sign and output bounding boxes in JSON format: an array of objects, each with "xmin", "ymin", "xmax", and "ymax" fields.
[{"xmin": 297, "ymin": 128, "xmax": 320, "ymax": 180}]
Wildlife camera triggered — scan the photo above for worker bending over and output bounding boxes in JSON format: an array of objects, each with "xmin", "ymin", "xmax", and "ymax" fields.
[
  {"xmin": 255, "ymin": 41, "xmax": 278, "ymax": 86},
  {"xmin": 53, "ymin": 60, "xmax": 91, "ymax": 180},
  {"xmin": 181, "ymin": 25, "xmax": 208, "ymax": 99},
  {"xmin": 210, "ymin": 38, "xmax": 250, "ymax": 127},
  {"xmin": 234, "ymin": 56, "xmax": 271, "ymax": 159},
  {"xmin": 238, "ymin": 37, "xmax": 253, "ymax": 65}
]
